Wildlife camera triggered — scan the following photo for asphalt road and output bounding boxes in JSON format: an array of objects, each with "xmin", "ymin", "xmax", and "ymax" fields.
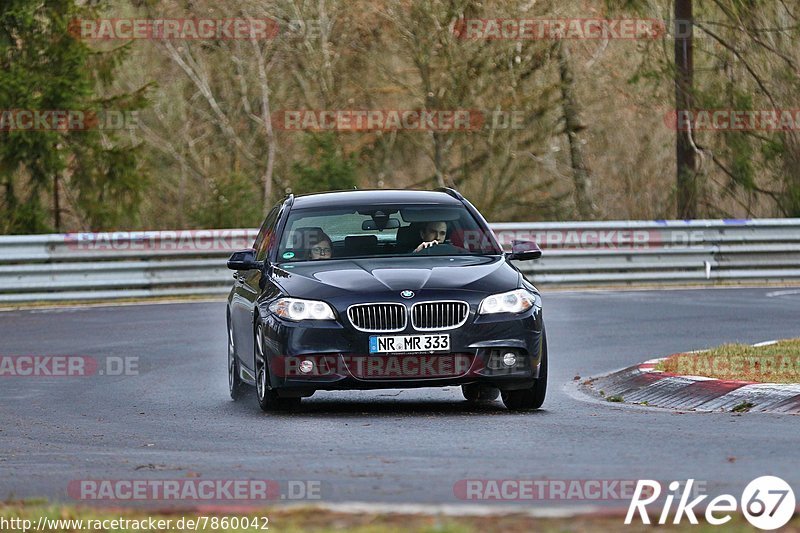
[{"xmin": 1, "ymin": 287, "xmax": 799, "ymax": 510}]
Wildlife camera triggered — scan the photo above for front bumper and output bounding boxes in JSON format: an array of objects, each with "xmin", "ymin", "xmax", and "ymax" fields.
[{"xmin": 260, "ymin": 302, "xmax": 544, "ymax": 394}]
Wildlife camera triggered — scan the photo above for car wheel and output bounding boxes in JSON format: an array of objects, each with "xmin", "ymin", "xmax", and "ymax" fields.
[
  {"xmin": 501, "ymin": 330, "xmax": 548, "ymax": 411},
  {"xmin": 255, "ymin": 324, "xmax": 300, "ymax": 412},
  {"xmin": 228, "ymin": 320, "xmax": 245, "ymax": 401},
  {"xmin": 461, "ymin": 384, "xmax": 500, "ymax": 402}
]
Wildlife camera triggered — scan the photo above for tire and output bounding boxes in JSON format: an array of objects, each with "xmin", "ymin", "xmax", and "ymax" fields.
[
  {"xmin": 461, "ymin": 384, "xmax": 500, "ymax": 402},
  {"xmin": 228, "ymin": 319, "xmax": 245, "ymax": 401},
  {"xmin": 501, "ymin": 330, "xmax": 548, "ymax": 411},
  {"xmin": 255, "ymin": 324, "xmax": 300, "ymax": 412}
]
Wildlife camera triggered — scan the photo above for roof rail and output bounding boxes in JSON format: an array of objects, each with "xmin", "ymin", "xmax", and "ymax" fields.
[{"xmin": 435, "ymin": 187, "xmax": 464, "ymax": 201}]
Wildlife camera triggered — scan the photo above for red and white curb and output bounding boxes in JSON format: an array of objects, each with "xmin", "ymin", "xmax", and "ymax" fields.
[{"xmin": 582, "ymin": 347, "xmax": 800, "ymax": 414}]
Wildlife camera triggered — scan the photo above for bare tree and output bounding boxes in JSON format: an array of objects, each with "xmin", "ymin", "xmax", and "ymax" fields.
[
  {"xmin": 557, "ymin": 41, "xmax": 595, "ymax": 218},
  {"xmin": 674, "ymin": 0, "xmax": 697, "ymax": 218}
]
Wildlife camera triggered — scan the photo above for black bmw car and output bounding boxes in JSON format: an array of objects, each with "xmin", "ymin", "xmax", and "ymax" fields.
[{"xmin": 226, "ymin": 188, "xmax": 546, "ymax": 411}]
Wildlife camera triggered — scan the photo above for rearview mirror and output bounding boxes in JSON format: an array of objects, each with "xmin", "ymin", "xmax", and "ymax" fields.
[
  {"xmin": 227, "ymin": 248, "xmax": 263, "ymax": 270},
  {"xmin": 362, "ymin": 218, "xmax": 400, "ymax": 231},
  {"xmin": 507, "ymin": 240, "xmax": 542, "ymax": 261}
]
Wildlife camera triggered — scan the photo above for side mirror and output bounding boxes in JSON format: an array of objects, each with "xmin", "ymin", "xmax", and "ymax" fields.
[
  {"xmin": 507, "ymin": 240, "xmax": 542, "ymax": 261},
  {"xmin": 227, "ymin": 248, "xmax": 263, "ymax": 270}
]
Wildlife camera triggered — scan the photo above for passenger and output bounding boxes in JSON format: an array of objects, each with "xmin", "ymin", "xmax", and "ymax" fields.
[{"xmin": 308, "ymin": 230, "xmax": 333, "ymax": 260}]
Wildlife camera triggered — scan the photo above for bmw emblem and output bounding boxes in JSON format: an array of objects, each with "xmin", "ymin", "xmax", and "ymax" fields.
[{"xmin": 400, "ymin": 290, "xmax": 415, "ymax": 299}]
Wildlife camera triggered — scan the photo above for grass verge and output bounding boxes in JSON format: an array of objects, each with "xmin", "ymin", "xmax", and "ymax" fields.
[
  {"xmin": 656, "ymin": 338, "xmax": 800, "ymax": 383},
  {"xmin": 1, "ymin": 503, "xmax": 798, "ymax": 532}
]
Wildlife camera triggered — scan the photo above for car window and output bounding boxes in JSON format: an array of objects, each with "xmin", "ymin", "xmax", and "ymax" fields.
[
  {"xmin": 254, "ymin": 203, "xmax": 281, "ymax": 261},
  {"xmin": 277, "ymin": 203, "xmax": 501, "ymax": 261},
  {"xmin": 286, "ymin": 212, "xmax": 400, "ymax": 242}
]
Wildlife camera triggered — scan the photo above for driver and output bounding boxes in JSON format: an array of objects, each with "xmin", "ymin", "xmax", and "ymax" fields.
[{"xmin": 413, "ymin": 221, "xmax": 448, "ymax": 252}]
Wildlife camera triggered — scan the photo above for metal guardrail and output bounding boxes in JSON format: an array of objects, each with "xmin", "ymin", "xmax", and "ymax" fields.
[{"xmin": 0, "ymin": 220, "xmax": 798, "ymax": 303}]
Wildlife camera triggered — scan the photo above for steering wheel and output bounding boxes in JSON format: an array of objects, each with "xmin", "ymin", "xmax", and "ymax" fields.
[{"xmin": 412, "ymin": 242, "xmax": 466, "ymax": 255}]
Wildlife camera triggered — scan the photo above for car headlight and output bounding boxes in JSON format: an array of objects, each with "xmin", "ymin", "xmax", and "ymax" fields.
[
  {"xmin": 478, "ymin": 289, "xmax": 537, "ymax": 315},
  {"xmin": 269, "ymin": 298, "xmax": 336, "ymax": 321}
]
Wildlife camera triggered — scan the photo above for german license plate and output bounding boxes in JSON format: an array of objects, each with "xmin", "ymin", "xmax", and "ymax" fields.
[{"xmin": 369, "ymin": 334, "xmax": 450, "ymax": 354}]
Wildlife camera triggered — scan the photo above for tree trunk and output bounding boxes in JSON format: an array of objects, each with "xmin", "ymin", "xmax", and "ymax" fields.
[
  {"xmin": 558, "ymin": 41, "xmax": 595, "ymax": 219},
  {"xmin": 253, "ymin": 40, "xmax": 275, "ymax": 212},
  {"xmin": 53, "ymin": 172, "xmax": 61, "ymax": 233},
  {"xmin": 432, "ymin": 131, "xmax": 447, "ymax": 188},
  {"xmin": 674, "ymin": 0, "xmax": 697, "ymax": 218}
]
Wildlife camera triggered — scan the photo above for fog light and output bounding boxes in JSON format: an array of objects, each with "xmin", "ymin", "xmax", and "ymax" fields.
[
  {"xmin": 502, "ymin": 352, "xmax": 517, "ymax": 367},
  {"xmin": 299, "ymin": 360, "xmax": 315, "ymax": 374}
]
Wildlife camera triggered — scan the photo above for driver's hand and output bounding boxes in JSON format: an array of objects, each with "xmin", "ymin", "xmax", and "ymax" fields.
[{"xmin": 413, "ymin": 240, "xmax": 439, "ymax": 253}]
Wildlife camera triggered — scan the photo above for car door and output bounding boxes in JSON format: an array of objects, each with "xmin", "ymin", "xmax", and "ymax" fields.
[{"xmin": 232, "ymin": 203, "xmax": 281, "ymax": 374}]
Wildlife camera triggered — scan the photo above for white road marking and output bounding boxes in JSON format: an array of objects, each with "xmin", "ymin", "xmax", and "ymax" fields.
[
  {"xmin": 752, "ymin": 340, "xmax": 778, "ymax": 347},
  {"xmin": 0, "ymin": 297, "xmax": 224, "ymax": 313},
  {"xmin": 305, "ymin": 501, "xmax": 607, "ymax": 518},
  {"xmin": 765, "ymin": 289, "xmax": 800, "ymax": 297}
]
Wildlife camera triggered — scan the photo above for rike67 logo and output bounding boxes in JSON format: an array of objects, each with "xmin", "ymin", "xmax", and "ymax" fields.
[{"xmin": 626, "ymin": 476, "xmax": 795, "ymax": 530}]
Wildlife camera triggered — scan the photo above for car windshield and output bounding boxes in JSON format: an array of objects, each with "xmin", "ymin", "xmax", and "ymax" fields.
[{"xmin": 277, "ymin": 203, "xmax": 502, "ymax": 262}]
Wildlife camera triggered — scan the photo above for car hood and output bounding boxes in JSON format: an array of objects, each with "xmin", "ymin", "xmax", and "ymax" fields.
[{"xmin": 270, "ymin": 255, "xmax": 519, "ymax": 300}]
